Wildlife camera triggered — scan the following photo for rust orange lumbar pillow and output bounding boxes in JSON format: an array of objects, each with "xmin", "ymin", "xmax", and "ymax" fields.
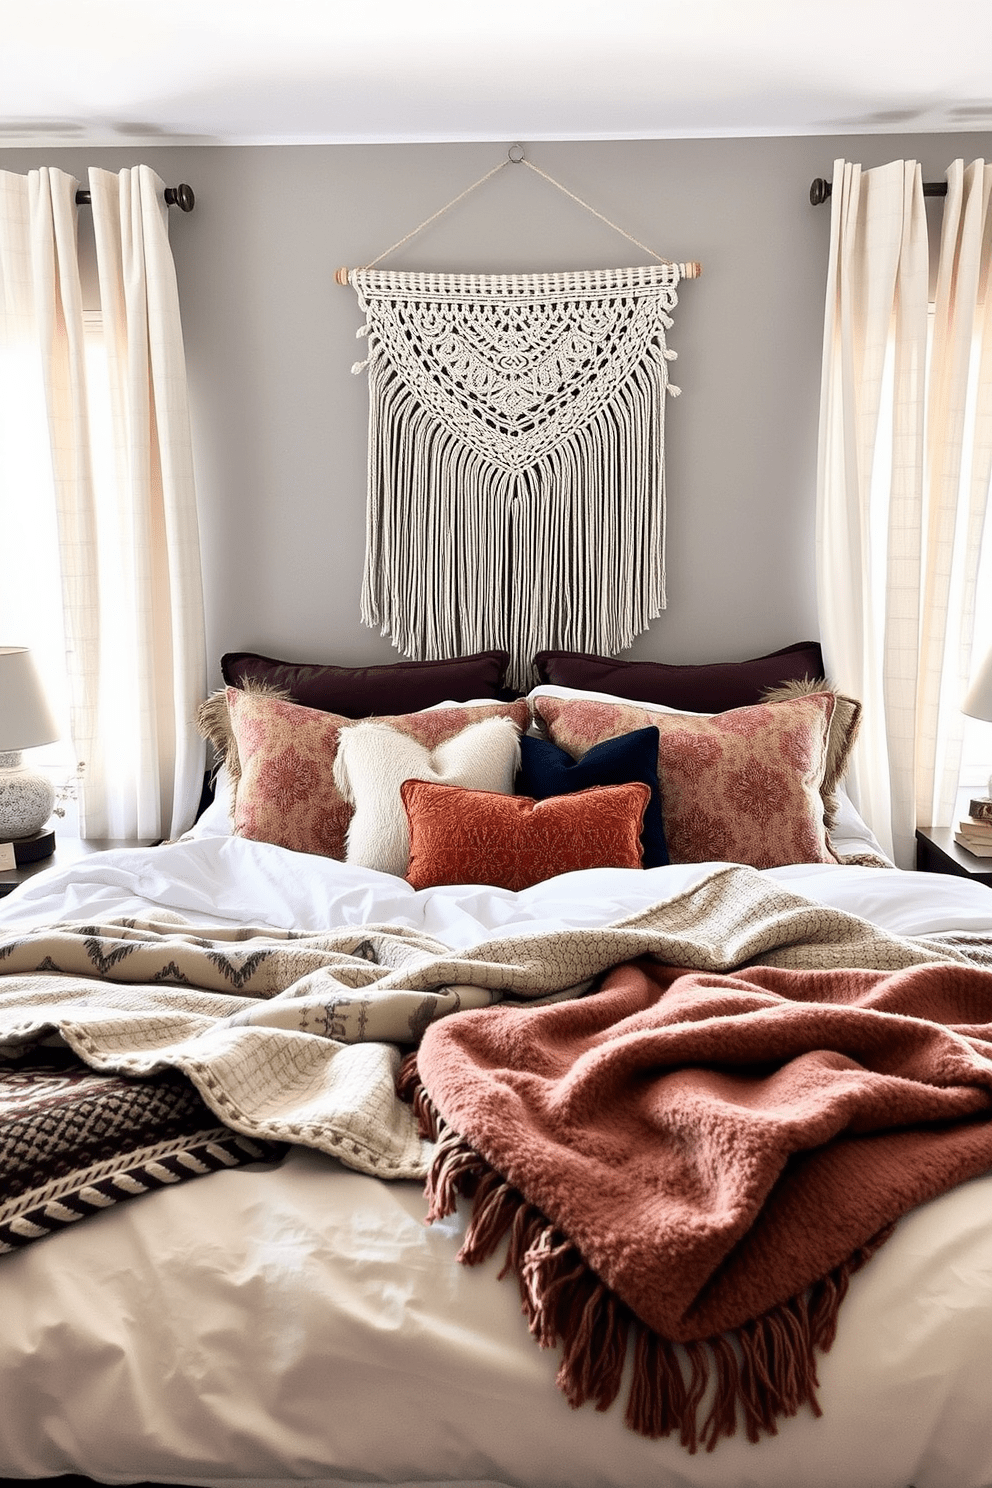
[{"xmin": 401, "ymin": 779, "xmax": 650, "ymax": 892}]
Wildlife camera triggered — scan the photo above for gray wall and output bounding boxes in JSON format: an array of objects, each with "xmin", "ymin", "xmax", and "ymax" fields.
[{"xmin": 3, "ymin": 133, "xmax": 990, "ymax": 685}]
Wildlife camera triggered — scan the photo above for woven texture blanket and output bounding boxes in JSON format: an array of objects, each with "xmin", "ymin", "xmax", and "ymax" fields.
[
  {"xmin": 0, "ymin": 865, "xmax": 990, "ymax": 1255},
  {"xmin": 404, "ymin": 958, "xmax": 992, "ymax": 1450},
  {"xmin": 0, "ymin": 1046, "xmax": 284, "ymax": 1252}
]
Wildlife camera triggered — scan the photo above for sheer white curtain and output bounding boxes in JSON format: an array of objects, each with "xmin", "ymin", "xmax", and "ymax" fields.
[
  {"xmin": 0, "ymin": 165, "xmax": 206, "ymax": 841},
  {"xmin": 817, "ymin": 157, "xmax": 992, "ymax": 867}
]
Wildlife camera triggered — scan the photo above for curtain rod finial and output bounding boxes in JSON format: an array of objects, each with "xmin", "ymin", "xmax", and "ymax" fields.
[{"xmin": 164, "ymin": 183, "xmax": 195, "ymax": 212}]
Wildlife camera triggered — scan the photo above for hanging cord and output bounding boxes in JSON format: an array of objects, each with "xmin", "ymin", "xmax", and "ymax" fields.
[
  {"xmin": 335, "ymin": 147, "xmax": 701, "ymax": 283},
  {"xmin": 363, "ymin": 158, "xmax": 511, "ymax": 270},
  {"xmin": 518, "ymin": 157, "xmax": 673, "ymax": 268}
]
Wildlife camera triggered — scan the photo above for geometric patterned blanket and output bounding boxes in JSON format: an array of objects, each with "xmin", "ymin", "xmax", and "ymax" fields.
[
  {"xmin": 1, "ymin": 864, "xmax": 990, "ymax": 1255},
  {"xmin": 0, "ymin": 1044, "xmax": 284, "ymax": 1253}
]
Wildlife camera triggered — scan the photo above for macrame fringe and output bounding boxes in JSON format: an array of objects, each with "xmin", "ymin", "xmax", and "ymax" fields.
[
  {"xmin": 397, "ymin": 1053, "xmax": 892, "ymax": 1451},
  {"xmin": 361, "ymin": 365, "xmax": 669, "ymax": 691}
]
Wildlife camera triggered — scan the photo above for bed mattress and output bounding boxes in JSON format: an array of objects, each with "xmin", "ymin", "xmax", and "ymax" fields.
[{"xmin": 0, "ymin": 833, "xmax": 990, "ymax": 1488}]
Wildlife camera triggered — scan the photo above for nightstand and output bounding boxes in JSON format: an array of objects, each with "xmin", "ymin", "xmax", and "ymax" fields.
[
  {"xmin": 0, "ymin": 837, "xmax": 159, "ymax": 898},
  {"xmin": 915, "ymin": 826, "xmax": 992, "ymax": 887}
]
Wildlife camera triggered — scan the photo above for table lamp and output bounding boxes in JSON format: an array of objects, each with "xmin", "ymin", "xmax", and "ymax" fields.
[
  {"xmin": 0, "ymin": 646, "xmax": 60, "ymax": 859},
  {"xmin": 962, "ymin": 644, "xmax": 992, "ymax": 806}
]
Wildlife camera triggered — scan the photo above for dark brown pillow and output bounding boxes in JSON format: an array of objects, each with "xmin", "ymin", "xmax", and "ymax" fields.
[
  {"xmin": 532, "ymin": 642, "xmax": 826, "ymax": 714},
  {"xmin": 220, "ymin": 650, "xmax": 512, "ymax": 718}
]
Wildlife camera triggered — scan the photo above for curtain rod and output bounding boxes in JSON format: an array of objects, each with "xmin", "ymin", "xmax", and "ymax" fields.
[
  {"xmin": 74, "ymin": 183, "xmax": 195, "ymax": 212},
  {"xmin": 810, "ymin": 176, "xmax": 947, "ymax": 206}
]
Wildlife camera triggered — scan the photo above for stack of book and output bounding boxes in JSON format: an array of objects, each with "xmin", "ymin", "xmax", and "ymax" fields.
[{"xmin": 955, "ymin": 802, "xmax": 992, "ymax": 856}]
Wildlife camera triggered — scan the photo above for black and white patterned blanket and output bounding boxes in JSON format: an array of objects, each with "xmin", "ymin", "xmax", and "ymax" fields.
[{"xmin": 0, "ymin": 1044, "xmax": 283, "ymax": 1252}]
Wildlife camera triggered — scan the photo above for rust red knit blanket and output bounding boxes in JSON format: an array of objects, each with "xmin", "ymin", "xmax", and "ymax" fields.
[{"xmin": 400, "ymin": 958, "xmax": 992, "ymax": 1451}]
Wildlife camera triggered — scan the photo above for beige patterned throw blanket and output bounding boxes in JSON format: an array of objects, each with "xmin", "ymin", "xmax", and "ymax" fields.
[{"xmin": 0, "ymin": 864, "xmax": 990, "ymax": 1248}]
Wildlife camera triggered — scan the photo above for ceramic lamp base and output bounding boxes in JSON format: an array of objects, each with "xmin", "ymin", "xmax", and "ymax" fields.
[
  {"xmin": 0, "ymin": 750, "xmax": 57, "ymax": 840},
  {"xmin": 11, "ymin": 828, "xmax": 56, "ymax": 865}
]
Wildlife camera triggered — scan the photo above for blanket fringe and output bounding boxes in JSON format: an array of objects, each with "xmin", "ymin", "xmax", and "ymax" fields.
[
  {"xmin": 397, "ymin": 1049, "xmax": 438, "ymax": 1139},
  {"xmin": 399, "ymin": 1056, "xmax": 892, "ymax": 1450}
]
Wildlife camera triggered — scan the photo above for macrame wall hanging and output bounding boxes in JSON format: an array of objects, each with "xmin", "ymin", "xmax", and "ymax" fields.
[{"xmin": 339, "ymin": 149, "xmax": 701, "ymax": 690}]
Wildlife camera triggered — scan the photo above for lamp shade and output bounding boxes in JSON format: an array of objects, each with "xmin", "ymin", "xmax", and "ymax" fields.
[
  {"xmin": 0, "ymin": 647, "xmax": 60, "ymax": 753},
  {"xmin": 963, "ymin": 646, "xmax": 992, "ymax": 726}
]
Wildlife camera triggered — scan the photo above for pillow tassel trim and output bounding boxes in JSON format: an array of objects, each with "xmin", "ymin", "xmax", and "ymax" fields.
[
  {"xmin": 195, "ymin": 680, "xmax": 291, "ymax": 797},
  {"xmin": 397, "ymin": 1053, "xmax": 887, "ymax": 1451},
  {"xmin": 760, "ymin": 675, "xmax": 863, "ymax": 833}
]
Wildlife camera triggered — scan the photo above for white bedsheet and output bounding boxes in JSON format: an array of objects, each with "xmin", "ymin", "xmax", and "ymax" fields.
[
  {"xmin": 3, "ymin": 834, "xmax": 991, "ymax": 945},
  {"xmin": 0, "ymin": 837, "xmax": 991, "ymax": 1488}
]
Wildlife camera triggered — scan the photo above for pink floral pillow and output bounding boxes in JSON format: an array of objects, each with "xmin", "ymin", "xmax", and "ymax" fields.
[
  {"xmin": 533, "ymin": 693, "xmax": 838, "ymax": 868},
  {"xmin": 226, "ymin": 689, "xmax": 529, "ymax": 860}
]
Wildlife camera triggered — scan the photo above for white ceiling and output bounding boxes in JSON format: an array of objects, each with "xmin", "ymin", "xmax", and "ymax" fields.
[{"xmin": 2, "ymin": 0, "xmax": 992, "ymax": 149}]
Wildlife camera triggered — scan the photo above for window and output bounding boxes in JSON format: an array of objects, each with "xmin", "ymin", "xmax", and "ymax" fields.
[
  {"xmin": 0, "ymin": 314, "xmax": 120, "ymax": 821},
  {"xmin": 0, "ymin": 328, "xmax": 69, "ymax": 754},
  {"xmin": 864, "ymin": 302, "xmax": 992, "ymax": 801},
  {"xmin": 953, "ymin": 316, "xmax": 992, "ymax": 796}
]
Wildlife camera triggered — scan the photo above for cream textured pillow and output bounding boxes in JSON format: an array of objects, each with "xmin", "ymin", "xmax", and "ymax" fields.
[{"xmin": 333, "ymin": 716, "xmax": 522, "ymax": 876}]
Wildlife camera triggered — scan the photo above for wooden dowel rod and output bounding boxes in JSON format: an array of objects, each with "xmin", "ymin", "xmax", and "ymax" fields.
[{"xmin": 336, "ymin": 260, "xmax": 702, "ymax": 284}]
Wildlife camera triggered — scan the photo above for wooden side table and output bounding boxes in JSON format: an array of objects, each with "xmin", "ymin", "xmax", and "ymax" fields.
[
  {"xmin": 915, "ymin": 826, "xmax": 992, "ymax": 888},
  {"xmin": 0, "ymin": 837, "xmax": 159, "ymax": 898}
]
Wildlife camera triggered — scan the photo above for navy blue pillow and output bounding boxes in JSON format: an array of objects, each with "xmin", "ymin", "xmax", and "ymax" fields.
[{"xmin": 517, "ymin": 727, "xmax": 669, "ymax": 868}]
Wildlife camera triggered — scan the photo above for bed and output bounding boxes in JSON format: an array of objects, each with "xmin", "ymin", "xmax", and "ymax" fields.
[{"xmin": 0, "ymin": 642, "xmax": 990, "ymax": 1488}]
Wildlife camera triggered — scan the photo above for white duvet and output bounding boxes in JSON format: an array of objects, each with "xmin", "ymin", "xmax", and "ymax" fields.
[{"xmin": 0, "ymin": 827, "xmax": 991, "ymax": 1488}]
